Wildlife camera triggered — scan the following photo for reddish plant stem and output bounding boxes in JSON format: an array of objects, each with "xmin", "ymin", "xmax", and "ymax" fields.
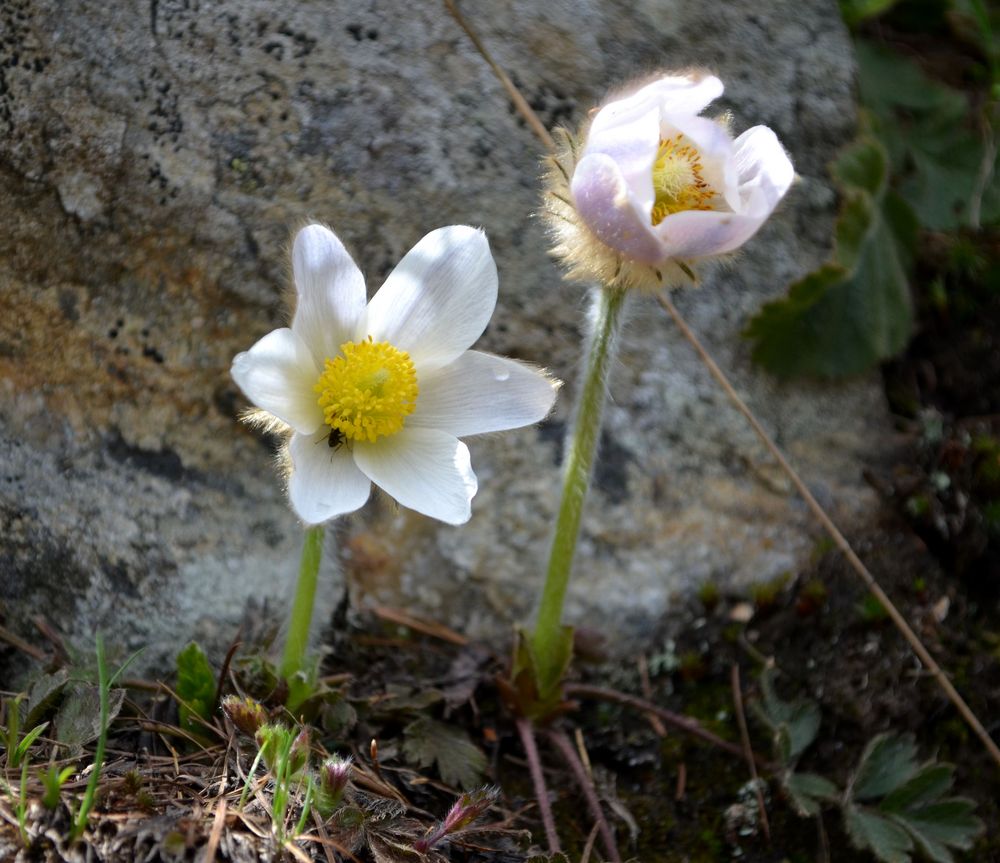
[
  {"xmin": 547, "ymin": 729, "xmax": 621, "ymax": 863},
  {"xmin": 515, "ymin": 716, "xmax": 561, "ymax": 854}
]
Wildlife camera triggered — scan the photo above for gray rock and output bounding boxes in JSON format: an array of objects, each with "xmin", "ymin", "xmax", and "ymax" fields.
[{"xmin": 0, "ymin": 0, "xmax": 884, "ymax": 673}]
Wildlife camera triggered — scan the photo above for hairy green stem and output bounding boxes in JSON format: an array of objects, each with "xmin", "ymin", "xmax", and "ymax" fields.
[
  {"xmin": 531, "ymin": 285, "xmax": 627, "ymax": 690},
  {"xmin": 280, "ymin": 525, "xmax": 325, "ymax": 682}
]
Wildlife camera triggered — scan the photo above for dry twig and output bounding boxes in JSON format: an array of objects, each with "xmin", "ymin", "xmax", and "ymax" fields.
[{"xmin": 730, "ymin": 664, "xmax": 769, "ymax": 843}]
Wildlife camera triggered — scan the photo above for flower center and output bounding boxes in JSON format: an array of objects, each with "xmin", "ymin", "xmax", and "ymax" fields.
[
  {"xmin": 315, "ymin": 337, "xmax": 418, "ymax": 444},
  {"xmin": 650, "ymin": 135, "xmax": 713, "ymax": 226}
]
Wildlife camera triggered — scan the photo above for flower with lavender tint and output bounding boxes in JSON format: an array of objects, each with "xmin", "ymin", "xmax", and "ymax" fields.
[{"xmin": 546, "ymin": 73, "xmax": 794, "ymax": 291}]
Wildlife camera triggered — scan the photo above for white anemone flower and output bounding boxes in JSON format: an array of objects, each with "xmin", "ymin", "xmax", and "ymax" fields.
[
  {"xmin": 231, "ymin": 224, "xmax": 558, "ymax": 526},
  {"xmin": 546, "ymin": 72, "xmax": 795, "ymax": 291}
]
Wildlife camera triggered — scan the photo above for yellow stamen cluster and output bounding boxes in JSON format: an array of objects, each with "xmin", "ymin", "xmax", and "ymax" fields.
[
  {"xmin": 315, "ymin": 337, "xmax": 418, "ymax": 444},
  {"xmin": 650, "ymin": 135, "xmax": 713, "ymax": 225}
]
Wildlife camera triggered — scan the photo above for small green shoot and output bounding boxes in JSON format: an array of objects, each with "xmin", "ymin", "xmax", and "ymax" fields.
[
  {"xmin": 2, "ymin": 695, "xmax": 49, "ymax": 770},
  {"xmin": 18, "ymin": 758, "xmax": 29, "ymax": 845},
  {"xmin": 70, "ymin": 635, "xmax": 144, "ymax": 843},
  {"xmin": 749, "ymin": 573, "xmax": 791, "ymax": 612},
  {"xmin": 859, "ymin": 593, "xmax": 890, "ymax": 623},
  {"xmin": 39, "ymin": 762, "xmax": 76, "ymax": 809},
  {"xmin": 697, "ymin": 581, "xmax": 721, "ymax": 612},
  {"xmin": 243, "ymin": 722, "xmax": 313, "ymax": 843}
]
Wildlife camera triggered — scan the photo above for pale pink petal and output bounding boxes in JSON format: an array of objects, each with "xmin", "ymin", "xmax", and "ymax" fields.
[
  {"xmin": 571, "ymin": 152, "xmax": 665, "ymax": 263},
  {"xmin": 655, "ymin": 206, "xmax": 772, "ymax": 259},
  {"xmin": 291, "ymin": 225, "xmax": 367, "ymax": 365},
  {"xmin": 582, "ymin": 104, "xmax": 661, "ymax": 215},
  {"xmin": 287, "ymin": 430, "xmax": 371, "ymax": 524},
  {"xmin": 231, "ymin": 327, "xmax": 323, "ymax": 434}
]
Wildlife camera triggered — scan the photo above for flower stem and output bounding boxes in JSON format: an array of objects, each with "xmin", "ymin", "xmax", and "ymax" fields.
[
  {"xmin": 280, "ymin": 525, "xmax": 324, "ymax": 681},
  {"xmin": 532, "ymin": 285, "xmax": 627, "ymax": 691}
]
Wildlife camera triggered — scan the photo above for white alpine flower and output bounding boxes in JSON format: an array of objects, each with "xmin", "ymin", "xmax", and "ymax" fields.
[
  {"xmin": 546, "ymin": 72, "xmax": 795, "ymax": 291},
  {"xmin": 232, "ymin": 224, "xmax": 558, "ymax": 526}
]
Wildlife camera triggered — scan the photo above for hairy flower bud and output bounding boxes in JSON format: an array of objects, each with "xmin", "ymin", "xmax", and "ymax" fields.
[
  {"xmin": 413, "ymin": 786, "xmax": 499, "ymax": 853},
  {"xmin": 221, "ymin": 695, "xmax": 267, "ymax": 738},
  {"xmin": 316, "ymin": 755, "xmax": 353, "ymax": 817},
  {"xmin": 545, "ymin": 72, "xmax": 794, "ymax": 292}
]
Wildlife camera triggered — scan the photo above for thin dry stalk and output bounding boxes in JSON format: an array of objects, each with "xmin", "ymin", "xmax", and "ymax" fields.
[
  {"xmin": 730, "ymin": 664, "xmax": 769, "ymax": 843},
  {"xmin": 579, "ymin": 821, "xmax": 601, "ymax": 863},
  {"xmin": 515, "ymin": 716, "xmax": 561, "ymax": 854},
  {"xmin": 200, "ymin": 798, "xmax": 227, "ymax": 863},
  {"xmin": 0, "ymin": 624, "xmax": 46, "ymax": 661},
  {"xmin": 564, "ymin": 683, "xmax": 768, "ymax": 768},
  {"xmin": 655, "ymin": 290, "xmax": 1000, "ymax": 772},
  {"xmin": 311, "ymin": 809, "xmax": 339, "ymax": 863},
  {"xmin": 548, "ymin": 729, "xmax": 621, "ymax": 863},
  {"xmin": 636, "ymin": 655, "xmax": 668, "ymax": 737},
  {"xmin": 442, "ymin": 0, "xmax": 556, "ymax": 153}
]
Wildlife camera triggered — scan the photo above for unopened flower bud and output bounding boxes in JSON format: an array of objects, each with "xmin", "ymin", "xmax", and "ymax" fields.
[
  {"xmin": 545, "ymin": 72, "xmax": 794, "ymax": 292},
  {"xmin": 316, "ymin": 755, "xmax": 353, "ymax": 817},
  {"xmin": 254, "ymin": 723, "xmax": 287, "ymax": 771},
  {"xmin": 413, "ymin": 786, "xmax": 499, "ymax": 853},
  {"xmin": 221, "ymin": 695, "xmax": 267, "ymax": 738},
  {"xmin": 289, "ymin": 727, "xmax": 310, "ymax": 776}
]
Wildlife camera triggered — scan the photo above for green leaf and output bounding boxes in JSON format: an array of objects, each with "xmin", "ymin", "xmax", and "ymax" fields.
[
  {"xmin": 845, "ymin": 805, "xmax": 914, "ymax": 863},
  {"xmin": 402, "ymin": 716, "xmax": 487, "ymax": 789},
  {"xmin": 21, "ymin": 669, "xmax": 70, "ymax": 730},
  {"xmin": 756, "ymin": 667, "xmax": 821, "ymax": 763},
  {"xmin": 851, "ymin": 733, "xmax": 920, "ymax": 801},
  {"xmin": 53, "ymin": 682, "xmax": 125, "ymax": 749},
  {"xmin": 784, "ymin": 771, "xmax": 839, "ymax": 817},
  {"xmin": 857, "ymin": 40, "xmax": 999, "ymax": 230},
  {"xmin": 881, "ymin": 764, "xmax": 955, "ymax": 812},
  {"xmin": 899, "ymin": 799, "xmax": 983, "ymax": 846},
  {"xmin": 745, "ymin": 136, "xmax": 914, "ymax": 378},
  {"xmin": 839, "ymin": 0, "xmax": 902, "ymax": 27},
  {"xmin": 844, "ymin": 735, "xmax": 985, "ymax": 862},
  {"xmin": 14, "ymin": 723, "xmax": 48, "ymax": 762},
  {"xmin": 175, "ymin": 641, "xmax": 216, "ymax": 735}
]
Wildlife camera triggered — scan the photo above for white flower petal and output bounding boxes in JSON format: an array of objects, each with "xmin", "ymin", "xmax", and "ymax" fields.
[
  {"xmin": 353, "ymin": 427, "xmax": 478, "ymax": 525},
  {"xmin": 571, "ymin": 153, "xmax": 665, "ymax": 263},
  {"xmin": 364, "ymin": 227, "xmax": 498, "ymax": 373},
  {"xmin": 732, "ymin": 125, "xmax": 795, "ymax": 211},
  {"xmin": 409, "ymin": 351, "xmax": 557, "ymax": 437},
  {"xmin": 231, "ymin": 327, "xmax": 323, "ymax": 434},
  {"xmin": 291, "ymin": 224, "xmax": 367, "ymax": 364},
  {"xmin": 288, "ymin": 430, "xmax": 371, "ymax": 525},
  {"xmin": 591, "ymin": 75, "xmax": 724, "ymax": 140},
  {"xmin": 655, "ymin": 207, "xmax": 773, "ymax": 259}
]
